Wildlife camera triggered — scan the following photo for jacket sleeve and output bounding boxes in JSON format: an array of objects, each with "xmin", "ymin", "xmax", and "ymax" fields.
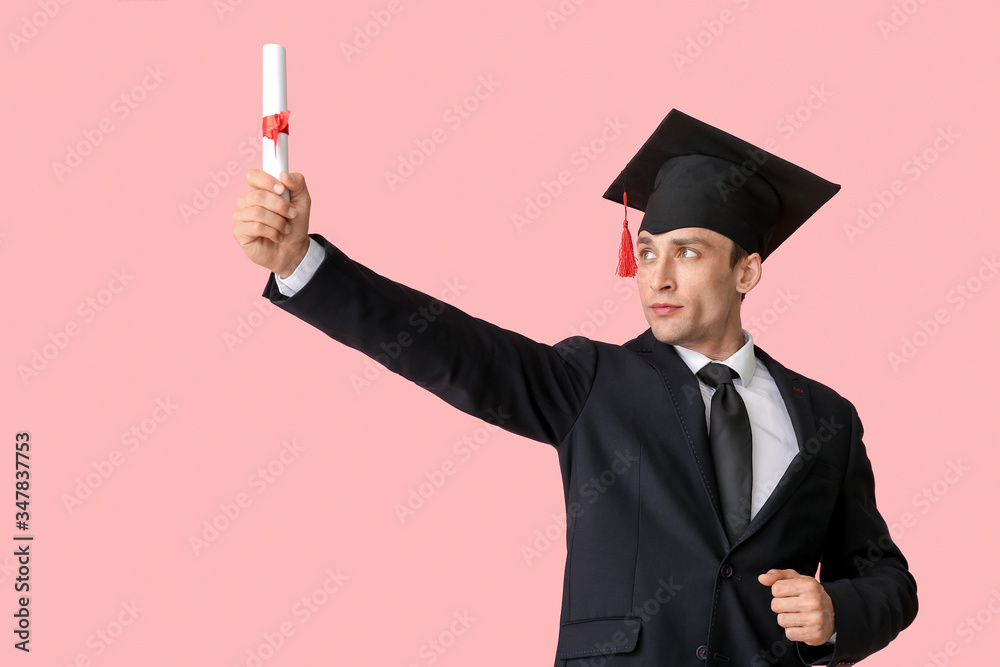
[
  {"xmin": 260, "ymin": 233, "xmax": 597, "ymax": 447},
  {"xmin": 797, "ymin": 401, "xmax": 918, "ymax": 666}
]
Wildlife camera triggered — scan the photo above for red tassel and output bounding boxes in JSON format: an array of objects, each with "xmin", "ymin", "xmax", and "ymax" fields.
[
  {"xmin": 616, "ymin": 191, "xmax": 636, "ymax": 277},
  {"xmin": 617, "ymin": 220, "xmax": 636, "ymax": 277}
]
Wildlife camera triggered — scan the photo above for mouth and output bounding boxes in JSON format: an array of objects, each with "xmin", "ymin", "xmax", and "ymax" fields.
[{"xmin": 650, "ymin": 302, "xmax": 682, "ymax": 316}]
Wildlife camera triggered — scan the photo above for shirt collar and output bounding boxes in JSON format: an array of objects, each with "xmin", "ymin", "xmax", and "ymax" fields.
[{"xmin": 672, "ymin": 329, "xmax": 757, "ymax": 386}]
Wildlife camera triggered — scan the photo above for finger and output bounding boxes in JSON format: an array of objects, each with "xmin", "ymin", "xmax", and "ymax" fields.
[
  {"xmin": 758, "ymin": 569, "xmax": 799, "ymax": 586},
  {"xmin": 246, "ymin": 168, "xmax": 286, "ymax": 195},
  {"xmin": 237, "ymin": 189, "xmax": 296, "ymax": 224},
  {"xmin": 233, "ymin": 206, "xmax": 291, "ymax": 236},
  {"xmin": 770, "ymin": 597, "xmax": 805, "ymax": 614},
  {"xmin": 279, "ymin": 171, "xmax": 311, "ymax": 202},
  {"xmin": 236, "ymin": 188, "xmax": 268, "ymax": 209},
  {"xmin": 779, "ymin": 617, "xmax": 827, "ymax": 645},
  {"xmin": 233, "ymin": 204, "xmax": 291, "ymax": 234},
  {"xmin": 776, "ymin": 611, "xmax": 807, "ymax": 628},
  {"xmin": 771, "ymin": 577, "xmax": 822, "ymax": 599},
  {"xmin": 233, "ymin": 219, "xmax": 284, "ymax": 246},
  {"xmin": 781, "ymin": 625, "xmax": 818, "ymax": 644}
]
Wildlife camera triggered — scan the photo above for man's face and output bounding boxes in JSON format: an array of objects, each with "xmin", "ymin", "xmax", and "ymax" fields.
[{"xmin": 635, "ymin": 227, "xmax": 752, "ymax": 351}]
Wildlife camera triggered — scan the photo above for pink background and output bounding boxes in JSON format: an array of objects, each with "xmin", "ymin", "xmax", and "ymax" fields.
[{"xmin": 3, "ymin": 1, "xmax": 998, "ymax": 665}]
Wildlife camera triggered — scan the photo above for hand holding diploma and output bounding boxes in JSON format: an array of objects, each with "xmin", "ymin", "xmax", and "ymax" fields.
[
  {"xmin": 232, "ymin": 169, "xmax": 312, "ymax": 279},
  {"xmin": 233, "ymin": 43, "xmax": 311, "ymax": 278}
]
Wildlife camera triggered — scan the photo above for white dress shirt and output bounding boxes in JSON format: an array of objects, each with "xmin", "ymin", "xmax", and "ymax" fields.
[{"xmin": 275, "ymin": 237, "xmax": 326, "ymax": 297}]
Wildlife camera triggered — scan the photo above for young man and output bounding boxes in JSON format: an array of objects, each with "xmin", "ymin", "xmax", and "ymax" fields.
[{"xmin": 231, "ymin": 109, "xmax": 917, "ymax": 666}]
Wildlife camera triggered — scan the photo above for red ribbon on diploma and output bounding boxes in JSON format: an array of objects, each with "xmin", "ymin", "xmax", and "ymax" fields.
[{"xmin": 262, "ymin": 109, "xmax": 290, "ymax": 158}]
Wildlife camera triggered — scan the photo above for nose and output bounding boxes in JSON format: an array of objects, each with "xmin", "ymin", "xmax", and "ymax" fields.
[{"xmin": 648, "ymin": 257, "xmax": 675, "ymax": 291}]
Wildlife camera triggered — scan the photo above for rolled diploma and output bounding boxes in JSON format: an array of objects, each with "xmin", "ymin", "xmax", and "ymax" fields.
[{"xmin": 263, "ymin": 44, "xmax": 290, "ymax": 201}]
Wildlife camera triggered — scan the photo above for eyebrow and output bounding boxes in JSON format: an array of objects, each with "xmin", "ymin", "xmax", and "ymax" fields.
[{"xmin": 636, "ymin": 234, "xmax": 714, "ymax": 247}]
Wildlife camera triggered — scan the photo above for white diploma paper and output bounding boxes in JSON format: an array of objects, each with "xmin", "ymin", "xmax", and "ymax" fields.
[{"xmin": 263, "ymin": 44, "xmax": 290, "ymax": 201}]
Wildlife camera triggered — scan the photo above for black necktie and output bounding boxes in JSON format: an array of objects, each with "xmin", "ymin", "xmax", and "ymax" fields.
[{"xmin": 696, "ymin": 362, "xmax": 753, "ymax": 544}]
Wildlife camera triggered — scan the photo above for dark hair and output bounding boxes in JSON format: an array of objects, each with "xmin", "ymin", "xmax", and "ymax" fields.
[{"xmin": 730, "ymin": 240, "xmax": 749, "ymax": 303}]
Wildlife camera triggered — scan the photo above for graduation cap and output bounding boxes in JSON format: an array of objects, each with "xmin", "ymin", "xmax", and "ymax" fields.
[{"xmin": 603, "ymin": 109, "xmax": 841, "ymax": 277}]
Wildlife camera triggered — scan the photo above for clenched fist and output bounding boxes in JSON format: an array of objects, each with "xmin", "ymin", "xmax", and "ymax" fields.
[
  {"xmin": 232, "ymin": 169, "xmax": 312, "ymax": 278},
  {"xmin": 759, "ymin": 569, "xmax": 836, "ymax": 646}
]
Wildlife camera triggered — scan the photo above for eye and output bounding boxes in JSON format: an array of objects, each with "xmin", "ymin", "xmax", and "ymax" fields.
[
  {"xmin": 679, "ymin": 247, "xmax": 697, "ymax": 258},
  {"xmin": 639, "ymin": 248, "xmax": 655, "ymax": 260}
]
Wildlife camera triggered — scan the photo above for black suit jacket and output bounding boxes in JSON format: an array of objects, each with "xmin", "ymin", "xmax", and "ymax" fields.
[{"xmin": 262, "ymin": 233, "xmax": 917, "ymax": 667}]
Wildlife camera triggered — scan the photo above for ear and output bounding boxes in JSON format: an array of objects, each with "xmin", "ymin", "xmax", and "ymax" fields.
[{"xmin": 736, "ymin": 252, "xmax": 762, "ymax": 298}]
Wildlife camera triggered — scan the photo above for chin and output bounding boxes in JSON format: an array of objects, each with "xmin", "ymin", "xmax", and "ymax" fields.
[{"xmin": 648, "ymin": 320, "xmax": 687, "ymax": 346}]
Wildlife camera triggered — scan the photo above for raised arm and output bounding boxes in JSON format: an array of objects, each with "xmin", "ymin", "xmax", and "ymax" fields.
[{"xmin": 233, "ymin": 170, "xmax": 597, "ymax": 447}]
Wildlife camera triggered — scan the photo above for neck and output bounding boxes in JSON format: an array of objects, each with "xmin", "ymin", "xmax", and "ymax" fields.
[{"xmin": 680, "ymin": 324, "xmax": 746, "ymax": 361}]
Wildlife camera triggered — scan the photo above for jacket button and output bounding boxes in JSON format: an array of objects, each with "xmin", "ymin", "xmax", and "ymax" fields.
[
  {"xmin": 696, "ymin": 645, "xmax": 708, "ymax": 660},
  {"xmin": 721, "ymin": 563, "xmax": 734, "ymax": 579}
]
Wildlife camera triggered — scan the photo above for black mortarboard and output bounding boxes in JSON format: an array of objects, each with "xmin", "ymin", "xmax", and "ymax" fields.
[{"xmin": 603, "ymin": 109, "xmax": 841, "ymax": 276}]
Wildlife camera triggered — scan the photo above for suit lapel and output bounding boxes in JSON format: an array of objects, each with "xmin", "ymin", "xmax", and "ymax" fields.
[
  {"xmin": 632, "ymin": 328, "xmax": 726, "ymax": 539},
  {"xmin": 629, "ymin": 330, "xmax": 822, "ymax": 550},
  {"xmin": 736, "ymin": 344, "xmax": 821, "ymax": 545}
]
